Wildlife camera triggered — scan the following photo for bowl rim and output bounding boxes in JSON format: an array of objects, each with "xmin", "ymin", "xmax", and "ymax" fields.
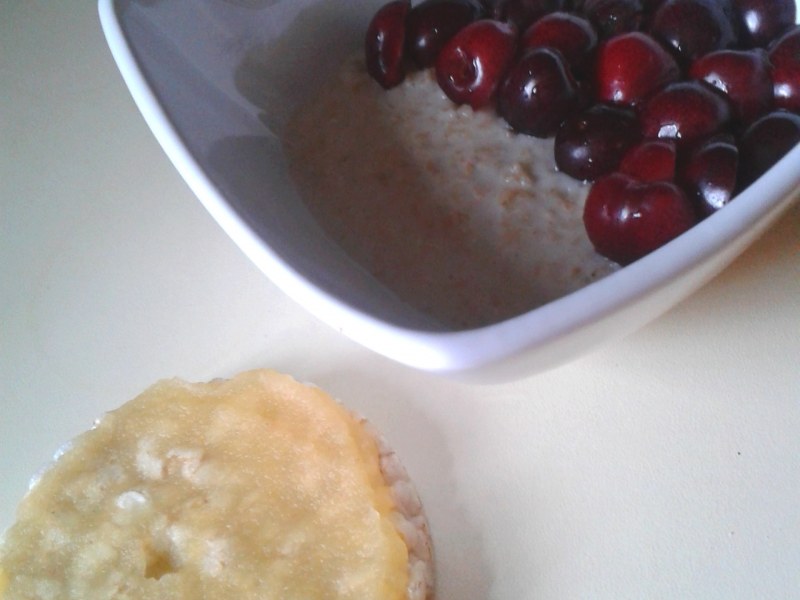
[{"xmin": 98, "ymin": 0, "xmax": 800, "ymax": 374}]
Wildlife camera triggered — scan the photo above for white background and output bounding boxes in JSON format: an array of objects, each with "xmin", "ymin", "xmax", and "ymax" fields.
[{"xmin": 2, "ymin": 2, "xmax": 799, "ymax": 598}]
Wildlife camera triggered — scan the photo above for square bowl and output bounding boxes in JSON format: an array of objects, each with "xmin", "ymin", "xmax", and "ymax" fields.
[{"xmin": 99, "ymin": 0, "xmax": 800, "ymax": 382}]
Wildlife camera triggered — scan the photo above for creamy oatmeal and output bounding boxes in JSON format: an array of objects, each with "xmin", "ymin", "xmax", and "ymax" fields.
[{"xmin": 284, "ymin": 56, "xmax": 618, "ymax": 329}]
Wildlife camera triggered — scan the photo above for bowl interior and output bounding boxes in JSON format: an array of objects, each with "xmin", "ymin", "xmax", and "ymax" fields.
[
  {"xmin": 112, "ymin": 0, "xmax": 447, "ymax": 330},
  {"xmin": 103, "ymin": 0, "xmax": 800, "ymax": 376}
]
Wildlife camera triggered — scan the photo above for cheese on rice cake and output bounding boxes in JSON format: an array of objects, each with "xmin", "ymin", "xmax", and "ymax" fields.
[{"xmin": 0, "ymin": 370, "xmax": 433, "ymax": 600}]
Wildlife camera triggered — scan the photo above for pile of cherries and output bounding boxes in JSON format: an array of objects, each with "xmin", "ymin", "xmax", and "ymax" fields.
[{"xmin": 365, "ymin": 0, "xmax": 800, "ymax": 265}]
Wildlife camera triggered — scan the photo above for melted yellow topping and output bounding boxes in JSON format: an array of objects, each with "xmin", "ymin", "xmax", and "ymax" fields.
[{"xmin": 0, "ymin": 370, "xmax": 408, "ymax": 600}]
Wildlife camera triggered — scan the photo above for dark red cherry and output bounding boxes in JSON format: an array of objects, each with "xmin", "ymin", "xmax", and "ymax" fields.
[
  {"xmin": 594, "ymin": 32, "xmax": 680, "ymax": 106},
  {"xmin": 619, "ymin": 139, "xmax": 677, "ymax": 182},
  {"xmin": 554, "ymin": 104, "xmax": 641, "ymax": 180},
  {"xmin": 521, "ymin": 11, "xmax": 598, "ymax": 76},
  {"xmin": 406, "ymin": 0, "xmax": 486, "ymax": 68},
  {"xmin": 498, "ymin": 48, "xmax": 582, "ymax": 137},
  {"xmin": 770, "ymin": 26, "xmax": 800, "ymax": 114},
  {"xmin": 641, "ymin": 0, "xmax": 668, "ymax": 13},
  {"xmin": 680, "ymin": 136, "xmax": 739, "ymax": 216},
  {"xmin": 649, "ymin": 0, "xmax": 737, "ymax": 63},
  {"xmin": 689, "ymin": 48, "xmax": 773, "ymax": 126},
  {"xmin": 640, "ymin": 80, "xmax": 732, "ymax": 147},
  {"xmin": 733, "ymin": 0, "xmax": 796, "ymax": 48},
  {"xmin": 738, "ymin": 110, "xmax": 800, "ymax": 188},
  {"xmin": 435, "ymin": 19, "xmax": 518, "ymax": 109},
  {"xmin": 492, "ymin": 0, "xmax": 567, "ymax": 30},
  {"xmin": 583, "ymin": 172, "xmax": 697, "ymax": 264},
  {"xmin": 365, "ymin": 0, "xmax": 411, "ymax": 89},
  {"xmin": 582, "ymin": 0, "xmax": 644, "ymax": 39}
]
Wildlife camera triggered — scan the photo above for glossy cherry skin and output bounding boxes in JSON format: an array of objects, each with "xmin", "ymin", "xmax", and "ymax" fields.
[
  {"xmin": 770, "ymin": 26, "xmax": 800, "ymax": 114},
  {"xmin": 498, "ymin": 47, "xmax": 582, "ymax": 137},
  {"xmin": 492, "ymin": 0, "xmax": 567, "ymax": 30},
  {"xmin": 406, "ymin": 0, "xmax": 486, "ymax": 68},
  {"xmin": 733, "ymin": 0, "xmax": 796, "ymax": 48},
  {"xmin": 435, "ymin": 19, "xmax": 518, "ymax": 109},
  {"xmin": 594, "ymin": 32, "xmax": 680, "ymax": 106},
  {"xmin": 680, "ymin": 136, "xmax": 739, "ymax": 216},
  {"xmin": 738, "ymin": 110, "xmax": 800, "ymax": 188},
  {"xmin": 554, "ymin": 104, "xmax": 641, "ymax": 181},
  {"xmin": 521, "ymin": 11, "xmax": 598, "ymax": 76},
  {"xmin": 619, "ymin": 139, "xmax": 677, "ymax": 182},
  {"xmin": 689, "ymin": 48, "xmax": 773, "ymax": 126},
  {"xmin": 583, "ymin": 172, "xmax": 697, "ymax": 265},
  {"xmin": 649, "ymin": 0, "xmax": 737, "ymax": 63},
  {"xmin": 582, "ymin": 0, "xmax": 644, "ymax": 39},
  {"xmin": 365, "ymin": 0, "xmax": 411, "ymax": 89},
  {"xmin": 640, "ymin": 80, "xmax": 732, "ymax": 147}
]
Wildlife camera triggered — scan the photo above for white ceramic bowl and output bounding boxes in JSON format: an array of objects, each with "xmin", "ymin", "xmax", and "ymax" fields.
[{"xmin": 99, "ymin": 0, "xmax": 800, "ymax": 382}]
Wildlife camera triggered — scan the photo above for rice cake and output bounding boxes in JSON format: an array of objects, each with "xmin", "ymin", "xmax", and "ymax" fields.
[{"xmin": 0, "ymin": 370, "xmax": 432, "ymax": 600}]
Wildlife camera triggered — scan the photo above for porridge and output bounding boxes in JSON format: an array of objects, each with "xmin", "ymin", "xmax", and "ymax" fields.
[{"xmin": 284, "ymin": 57, "xmax": 617, "ymax": 329}]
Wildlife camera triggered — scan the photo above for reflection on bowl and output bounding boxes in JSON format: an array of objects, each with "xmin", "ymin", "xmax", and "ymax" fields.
[{"xmin": 99, "ymin": 0, "xmax": 800, "ymax": 381}]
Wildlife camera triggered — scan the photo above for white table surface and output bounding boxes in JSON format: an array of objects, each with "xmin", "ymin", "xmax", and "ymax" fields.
[{"xmin": 2, "ymin": 2, "xmax": 799, "ymax": 599}]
